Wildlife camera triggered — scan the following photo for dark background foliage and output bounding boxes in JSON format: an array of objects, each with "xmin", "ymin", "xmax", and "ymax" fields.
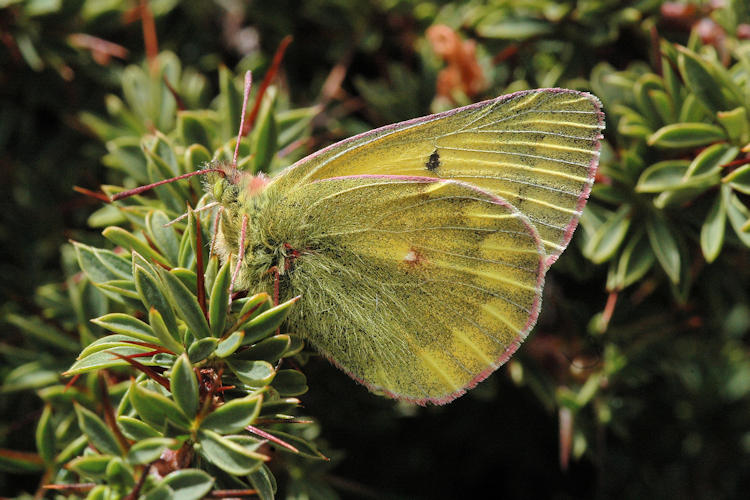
[{"xmin": 2, "ymin": 0, "xmax": 750, "ymax": 498}]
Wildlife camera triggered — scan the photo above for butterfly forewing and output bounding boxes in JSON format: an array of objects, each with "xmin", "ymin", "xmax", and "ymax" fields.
[
  {"xmin": 264, "ymin": 176, "xmax": 545, "ymax": 404},
  {"xmin": 271, "ymin": 89, "xmax": 603, "ymax": 264}
]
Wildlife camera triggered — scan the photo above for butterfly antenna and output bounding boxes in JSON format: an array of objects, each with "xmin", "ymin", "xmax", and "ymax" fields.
[
  {"xmin": 232, "ymin": 71, "xmax": 253, "ymax": 169},
  {"xmin": 110, "ymin": 168, "xmax": 225, "ymax": 201},
  {"xmin": 163, "ymin": 201, "xmax": 220, "ymax": 227},
  {"xmin": 228, "ymin": 214, "xmax": 249, "ymax": 306}
]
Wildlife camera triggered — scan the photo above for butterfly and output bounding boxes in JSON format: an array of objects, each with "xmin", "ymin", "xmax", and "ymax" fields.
[{"xmin": 203, "ymin": 87, "xmax": 604, "ymax": 405}]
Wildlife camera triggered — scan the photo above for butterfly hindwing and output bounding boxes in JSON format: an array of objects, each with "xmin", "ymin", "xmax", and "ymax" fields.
[
  {"xmin": 271, "ymin": 89, "xmax": 604, "ymax": 264},
  {"xmin": 261, "ymin": 176, "xmax": 545, "ymax": 404}
]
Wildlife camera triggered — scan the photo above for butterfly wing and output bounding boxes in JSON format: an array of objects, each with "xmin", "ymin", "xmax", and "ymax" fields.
[
  {"xmin": 262, "ymin": 176, "xmax": 545, "ymax": 404},
  {"xmin": 272, "ymin": 89, "xmax": 604, "ymax": 264}
]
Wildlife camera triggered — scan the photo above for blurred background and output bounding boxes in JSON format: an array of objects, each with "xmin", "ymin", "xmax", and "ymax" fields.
[{"xmin": 2, "ymin": 0, "xmax": 750, "ymax": 498}]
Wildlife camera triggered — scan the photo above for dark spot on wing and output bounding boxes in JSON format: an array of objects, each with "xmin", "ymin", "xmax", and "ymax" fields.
[{"xmin": 426, "ymin": 149, "xmax": 441, "ymax": 172}]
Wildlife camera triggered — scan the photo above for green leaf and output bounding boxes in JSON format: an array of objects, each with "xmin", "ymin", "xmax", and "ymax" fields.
[
  {"xmin": 187, "ymin": 337, "xmax": 218, "ymax": 363},
  {"xmin": 150, "ymin": 308, "xmax": 184, "ymax": 354},
  {"xmin": 130, "ymin": 382, "xmax": 190, "ymax": 431},
  {"xmin": 177, "ymin": 111, "xmax": 214, "ymax": 150},
  {"xmin": 251, "ymin": 86, "xmax": 279, "ymax": 173},
  {"xmin": 209, "ymin": 258, "xmax": 232, "ymax": 337},
  {"xmin": 583, "ymin": 206, "xmax": 632, "ymax": 264},
  {"xmin": 159, "ymin": 268, "xmax": 212, "ymax": 339},
  {"xmin": 724, "ymin": 164, "xmax": 750, "ymax": 195},
  {"xmin": 271, "ymin": 370, "xmax": 308, "ymax": 397},
  {"xmin": 105, "ymin": 456, "xmax": 135, "ymax": 487},
  {"xmin": 54, "ymin": 434, "xmax": 88, "ymax": 467},
  {"xmin": 264, "ymin": 429, "xmax": 327, "ymax": 460},
  {"xmin": 248, "ymin": 464, "xmax": 277, "ymax": 500},
  {"xmin": 717, "ymin": 107, "xmax": 750, "ymax": 144},
  {"xmin": 36, "ymin": 404, "xmax": 55, "ymax": 465},
  {"xmin": 134, "ymin": 266, "xmax": 178, "ymax": 335},
  {"xmin": 677, "ymin": 46, "xmax": 732, "ymax": 112},
  {"xmin": 216, "ymin": 330, "xmax": 244, "ymax": 358},
  {"xmin": 162, "ymin": 469, "xmax": 215, "ymax": 500},
  {"xmin": 258, "ymin": 398, "xmax": 301, "ymax": 417},
  {"xmin": 240, "ymin": 296, "xmax": 299, "ymax": 345},
  {"xmin": 204, "ymin": 255, "xmax": 219, "ymax": 295},
  {"xmin": 142, "ymin": 483, "xmax": 175, "ymax": 500},
  {"xmin": 74, "ymin": 242, "xmax": 131, "ymax": 284},
  {"xmin": 646, "ymin": 212, "xmax": 681, "ymax": 284},
  {"xmin": 611, "ymin": 230, "xmax": 655, "ymax": 291},
  {"xmin": 197, "ymin": 429, "xmax": 267, "ymax": 475},
  {"xmin": 78, "ymin": 334, "xmax": 156, "ymax": 359},
  {"xmin": 91, "ymin": 313, "xmax": 158, "ymax": 343},
  {"xmin": 117, "ymin": 416, "xmax": 161, "ymax": 441},
  {"xmin": 284, "ymin": 335, "xmax": 305, "ymax": 358},
  {"xmin": 74, "ymin": 404, "xmax": 122, "ymax": 456},
  {"xmin": 723, "ymin": 185, "xmax": 750, "ymax": 246},
  {"xmin": 237, "ymin": 335, "xmax": 291, "ymax": 364},
  {"xmin": 68, "ymin": 454, "xmax": 113, "ymax": 478},
  {"xmin": 701, "ymin": 194, "xmax": 726, "ymax": 263},
  {"xmin": 636, "ymin": 161, "xmax": 690, "ymax": 192},
  {"xmin": 647, "ymin": 123, "xmax": 726, "ymax": 148},
  {"xmin": 184, "ymin": 144, "xmax": 213, "ymax": 173},
  {"xmin": 3, "ymin": 314, "xmax": 79, "ymax": 352},
  {"xmin": 171, "ymin": 354, "xmax": 199, "ymax": 418},
  {"xmin": 102, "ymin": 226, "xmax": 170, "ymax": 267},
  {"xmin": 686, "ymin": 143, "xmax": 738, "ymax": 177},
  {"xmin": 226, "ymin": 359, "xmax": 276, "ymax": 387},
  {"xmin": 65, "ymin": 345, "xmax": 158, "ymax": 375},
  {"xmin": 200, "ymin": 394, "xmax": 262, "ymax": 434},
  {"xmin": 0, "ymin": 449, "xmax": 44, "ymax": 474},
  {"xmin": 476, "ymin": 17, "xmax": 554, "ymax": 39},
  {"xmin": 127, "ymin": 437, "xmax": 177, "ymax": 465},
  {"xmin": 146, "ymin": 210, "xmax": 180, "ymax": 266}
]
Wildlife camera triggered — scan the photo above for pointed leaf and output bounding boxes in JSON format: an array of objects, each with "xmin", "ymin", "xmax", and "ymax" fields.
[
  {"xmin": 146, "ymin": 210, "xmax": 180, "ymax": 266},
  {"xmin": 134, "ymin": 266, "xmax": 178, "ymax": 334},
  {"xmin": 248, "ymin": 464, "xmax": 277, "ymax": 500},
  {"xmin": 187, "ymin": 337, "xmax": 218, "ymax": 363},
  {"xmin": 200, "ymin": 394, "xmax": 262, "ymax": 434},
  {"xmin": 724, "ymin": 164, "xmax": 750, "ymax": 195},
  {"xmin": 91, "ymin": 314, "xmax": 158, "ymax": 343},
  {"xmin": 647, "ymin": 122, "xmax": 726, "ymax": 148},
  {"xmin": 36, "ymin": 404, "xmax": 55, "ymax": 465},
  {"xmin": 127, "ymin": 437, "xmax": 178, "ymax": 465},
  {"xmin": 149, "ymin": 308, "xmax": 184, "ymax": 353},
  {"xmin": 237, "ymin": 335, "xmax": 291, "ymax": 364},
  {"xmin": 117, "ymin": 416, "xmax": 161, "ymax": 441},
  {"xmin": 171, "ymin": 354, "xmax": 199, "ymax": 418},
  {"xmin": 130, "ymin": 382, "xmax": 190, "ymax": 431},
  {"xmin": 636, "ymin": 161, "xmax": 690, "ymax": 192},
  {"xmin": 216, "ymin": 330, "xmax": 245, "ymax": 358},
  {"xmin": 162, "ymin": 469, "xmax": 215, "ymax": 500},
  {"xmin": 102, "ymin": 226, "xmax": 170, "ymax": 267},
  {"xmin": 723, "ymin": 185, "xmax": 750, "ymax": 246},
  {"xmin": 701, "ymin": 194, "xmax": 726, "ymax": 263},
  {"xmin": 209, "ymin": 258, "xmax": 232, "ymax": 337},
  {"xmin": 159, "ymin": 268, "xmax": 211, "ymax": 339},
  {"xmin": 74, "ymin": 404, "xmax": 122, "ymax": 456},
  {"xmin": 226, "ymin": 359, "xmax": 276, "ymax": 387},
  {"xmin": 240, "ymin": 297, "xmax": 299, "ymax": 345},
  {"xmin": 197, "ymin": 429, "xmax": 267, "ymax": 475},
  {"xmin": 271, "ymin": 370, "xmax": 308, "ymax": 397},
  {"xmin": 646, "ymin": 213, "xmax": 681, "ymax": 284}
]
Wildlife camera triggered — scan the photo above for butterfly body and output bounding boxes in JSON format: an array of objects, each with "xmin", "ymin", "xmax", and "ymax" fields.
[{"xmin": 209, "ymin": 88, "xmax": 604, "ymax": 405}]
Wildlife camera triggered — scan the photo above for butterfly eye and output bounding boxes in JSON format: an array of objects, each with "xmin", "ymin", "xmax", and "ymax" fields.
[{"xmin": 213, "ymin": 179, "xmax": 225, "ymax": 201}]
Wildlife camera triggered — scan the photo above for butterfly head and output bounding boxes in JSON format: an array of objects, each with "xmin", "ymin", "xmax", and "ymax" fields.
[{"xmin": 206, "ymin": 161, "xmax": 270, "ymax": 208}]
